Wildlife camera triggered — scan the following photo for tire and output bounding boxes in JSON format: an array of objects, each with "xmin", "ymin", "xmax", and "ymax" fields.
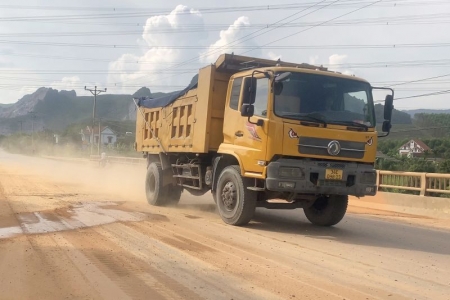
[
  {"xmin": 303, "ymin": 195, "xmax": 348, "ymax": 226},
  {"xmin": 166, "ymin": 186, "xmax": 182, "ymax": 205},
  {"xmin": 146, "ymin": 162, "xmax": 178, "ymax": 206},
  {"xmin": 215, "ymin": 165, "xmax": 256, "ymax": 226}
]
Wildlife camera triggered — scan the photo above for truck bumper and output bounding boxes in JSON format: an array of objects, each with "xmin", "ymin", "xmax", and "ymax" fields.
[{"xmin": 266, "ymin": 159, "xmax": 377, "ymax": 197}]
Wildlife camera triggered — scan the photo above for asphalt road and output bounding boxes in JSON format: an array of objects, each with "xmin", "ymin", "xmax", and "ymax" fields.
[{"xmin": 0, "ymin": 150, "xmax": 449, "ymax": 300}]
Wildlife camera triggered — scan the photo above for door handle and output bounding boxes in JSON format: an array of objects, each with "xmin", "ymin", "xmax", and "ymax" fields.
[{"xmin": 235, "ymin": 131, "xmax": 244, "ymax": 137}]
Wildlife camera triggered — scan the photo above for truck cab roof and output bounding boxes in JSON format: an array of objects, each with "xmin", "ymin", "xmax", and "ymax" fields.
[{"xmin": 213, "ymin": 53, "xmax": 369, "ymax": 84}]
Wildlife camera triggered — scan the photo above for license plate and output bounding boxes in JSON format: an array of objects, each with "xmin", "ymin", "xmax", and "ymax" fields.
[{"xmin": 325, "ymin": 169, "xmax": 343, "ymax": 180}]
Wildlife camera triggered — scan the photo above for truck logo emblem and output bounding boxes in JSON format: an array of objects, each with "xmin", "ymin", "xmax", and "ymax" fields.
[
  {"xmin": 288, "ymin": 128, "xmax": 298, "ymax": 139},
  {"xmin": 246, "ymin": 122, "xmax": 262, "ymax": 141},
  {"xmin": 327, "ymin": 140, "xmax": 341, "ymax": 156},
  {"xmin": 367, "ymin": 137, "xmax": 373, "ymax": 146}
]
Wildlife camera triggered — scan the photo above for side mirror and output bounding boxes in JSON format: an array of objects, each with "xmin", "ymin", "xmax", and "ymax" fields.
[
  {"xmin": 241, "ymin": 103, "xmax": 254, "ymax": 117},
  {"xmin": 384, "ymin": 94, "xmax": 394, "ymax": 121},
  {"xmin": 242, "ymin": 77, "xmax": 256, "ymax": 105},
  {"xmin": 382, "ymin": 120, "xmax": 391, "ymax": 133},
  {"xmin": 372, "ymin": 87, "xmax": 394, "ymax": 137}
]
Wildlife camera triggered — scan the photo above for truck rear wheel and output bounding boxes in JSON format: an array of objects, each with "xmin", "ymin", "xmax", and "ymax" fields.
[
  {"xmin": 145, "ymin": 162, "xmax": 181, "ymax": 206},
  {"xmin": 215, "ymin": 166, "xmax": 256, "ymax": 226},
  {"xmin": 303, "ymin": 195, "xmax": 348, "ymax": 226}
]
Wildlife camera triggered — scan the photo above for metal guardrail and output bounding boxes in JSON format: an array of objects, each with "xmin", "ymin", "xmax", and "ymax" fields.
[{"xmin": 377, "ymin": 170, "xmax": 450, "ymax": 196}]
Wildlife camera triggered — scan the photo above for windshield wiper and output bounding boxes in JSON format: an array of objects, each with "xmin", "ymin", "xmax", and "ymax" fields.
[
  {"xmin": 330, "ymin": 121, "xmax": 369, "ymax": 131},
  {"xmin": 281, "ymin": 113, "xmax": 327, "ymax": 127}
]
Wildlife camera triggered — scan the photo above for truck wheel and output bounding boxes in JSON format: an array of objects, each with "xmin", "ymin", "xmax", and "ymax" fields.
[
  {"xmin": 216, "ymin": 166, "xmax": 256, "ymax": 226},
  {"xmin": 145, "ymin": 162, "xmax": 168, "ymax": 206},
  {"xmin": 303, "ymin": 195, "xmax": 348, "ymax": 226},
  {"xmin": 166, "ymin": 186, "xmax": 182, "ymax": 205}
]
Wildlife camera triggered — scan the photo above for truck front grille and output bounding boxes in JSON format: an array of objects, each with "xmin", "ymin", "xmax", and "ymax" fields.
[{"xmin": 298, "ymin": 137, "xmax": 365, "ymax": 159}]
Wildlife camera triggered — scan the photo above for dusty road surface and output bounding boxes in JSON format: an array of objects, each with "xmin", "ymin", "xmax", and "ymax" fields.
[{"xmin": 0, "ymin": 151, "xmax": 449, "ymax": 300}]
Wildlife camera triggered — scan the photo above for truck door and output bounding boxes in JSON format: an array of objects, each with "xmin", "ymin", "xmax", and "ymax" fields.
[{"xmin": 233, "ymin": 77, "xmax": 270, "ymax": 174}]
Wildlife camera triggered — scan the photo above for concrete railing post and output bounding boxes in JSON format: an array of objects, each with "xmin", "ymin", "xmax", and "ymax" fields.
[{"xmin": 420, "ymin": 173, "xmax": 427, "ymax": 196}]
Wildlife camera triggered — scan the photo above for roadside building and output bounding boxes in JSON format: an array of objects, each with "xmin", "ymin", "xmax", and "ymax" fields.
[{"xmin": 398, "ymin": 139, "xmax": 431, "ymax": 158}]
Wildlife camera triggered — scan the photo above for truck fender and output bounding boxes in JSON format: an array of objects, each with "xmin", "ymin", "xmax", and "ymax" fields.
[{"xmin": 211, "ymin": 154, "xmax": 242, "ymax": 192}]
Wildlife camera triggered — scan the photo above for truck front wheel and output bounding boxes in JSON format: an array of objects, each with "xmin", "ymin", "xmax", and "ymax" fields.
[
  {"xmin": 145, "ymin": 162, "xmax": 181, "ymax": 206},
  {"xmin": 303, "ymin": 195, "xmax": 348, "ymax": 226},
  {"xmin": 216, "ymin": 166, "xmax": 256, "ymax": 226}
]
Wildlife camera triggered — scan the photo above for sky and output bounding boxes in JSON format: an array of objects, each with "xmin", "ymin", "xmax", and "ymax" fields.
[{"xmin": 0, "ymin": 0, "xmax": 449, "ymax": 110}]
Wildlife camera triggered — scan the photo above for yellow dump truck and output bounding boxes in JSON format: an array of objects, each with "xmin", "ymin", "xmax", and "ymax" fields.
[{"xmin": 134, "ymin": 54, "xmax": 394, "ymax": 226}]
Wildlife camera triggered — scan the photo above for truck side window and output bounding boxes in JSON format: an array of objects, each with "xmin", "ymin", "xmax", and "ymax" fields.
[
  {"xmin": 254, "ymin": 78, "xmax": 269, "ymax": 117},
  {"xmin": 229, "ymin": 77, "xmax": 243, "ymax": 110}
]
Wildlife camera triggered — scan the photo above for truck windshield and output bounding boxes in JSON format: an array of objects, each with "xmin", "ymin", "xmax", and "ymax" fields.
[{"xmin": 274, "ymin": 72, "xmax": 375, "ymax": 127}]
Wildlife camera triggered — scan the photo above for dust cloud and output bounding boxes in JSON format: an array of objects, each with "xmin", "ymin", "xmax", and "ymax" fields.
[
  {"xmin": 0, "ymin": 149, "xmax": 147, "ymax": 202},
  {"xmin": 0, "ymin": 149, "xmax": 216, "ymax": 211}
]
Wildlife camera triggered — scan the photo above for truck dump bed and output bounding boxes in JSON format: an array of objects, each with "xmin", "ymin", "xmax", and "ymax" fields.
[
  {"xmin": 135, "ymin": 54, "xmax": 326, "ymax": 154},
  {"xmin": 135, "ymin": 64, "xmax": 230, "ymax": 154}
]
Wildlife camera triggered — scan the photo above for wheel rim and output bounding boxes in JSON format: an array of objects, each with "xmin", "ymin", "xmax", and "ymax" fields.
[{"xmin": 221, "ymin": 181, "xmax": 238, "ymax": 213}]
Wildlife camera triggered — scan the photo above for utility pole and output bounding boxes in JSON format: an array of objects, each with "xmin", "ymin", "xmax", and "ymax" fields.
[
  {"xmin": 98, "ymin": 118, "xmax": 101, "ymax": 156},
  {"xmin": 85, "ymin": 86, "xmax": 107, "ymax": 156}
]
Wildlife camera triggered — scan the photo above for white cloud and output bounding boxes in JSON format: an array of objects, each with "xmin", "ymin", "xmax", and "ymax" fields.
[
  {"xmin": 107, "ymin": 6, "xmax": 263, "ymax": 96},
  {"xmin": 142, "ymin": 5, "xmax": 203, "ymax": 47},
  {"xmin": 200, "ymin": 16, "xmax": 258, "ymax": 63},
  {"xmin": 51, "ymin": 76, "xmax": 81, "ymax": 91},
  {"xmin": 328, "ymin": 54, "xmax": 353, "ymax": 76},
  {"xmin": 107, "ymin": 5, "xmax": 207, "ymax": 94},
  {"xmin": 328, "ymin": 54, "xmax": 348, "ymax": 66}
]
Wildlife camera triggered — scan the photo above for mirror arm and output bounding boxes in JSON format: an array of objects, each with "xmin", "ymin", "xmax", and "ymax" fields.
[
  {"xmin": 247, "ymin": 117, "xmax": 264, "ymax": 127},
  {"xmin": 372, "ymin": 86, "xmax": 395, "ymax": 98},
  {"xmin": 252, "ymin": 70, "xmax": 272, "ymax": 79}
]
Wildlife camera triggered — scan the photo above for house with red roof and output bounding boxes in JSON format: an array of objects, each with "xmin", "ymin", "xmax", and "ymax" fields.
[{"xmin": 398, "ymin": 139, "xmax": 431, "ymax": 158}]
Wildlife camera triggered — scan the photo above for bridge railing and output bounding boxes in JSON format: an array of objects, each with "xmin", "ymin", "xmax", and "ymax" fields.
[{"xmin": 378, "ymin": 170, "xmax": 450, "ymax": 196}]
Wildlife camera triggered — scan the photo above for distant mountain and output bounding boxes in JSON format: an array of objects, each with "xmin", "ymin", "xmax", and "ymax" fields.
[
  {"xmin": 0, "ymin": 87, "xmax": 50, "ymax": 119},
  {"xmin": 0, "ymin": 86, "xmax": 160, "ymax": 135},
  {"xmin": 403, "ymin": 109, "xmax": 450, "ymax": 117}
]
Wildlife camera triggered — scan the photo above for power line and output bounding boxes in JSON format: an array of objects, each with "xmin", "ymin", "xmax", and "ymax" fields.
[
  {"xmin": 0, "ymin": 0, "xmax": 441, "ymax": 22},
  {"xmin": 2, "ymin": 10, "xmax": 448, "ymax": 37},
  {"xmin": 239, "ymin": 0, "xmax": 383, "ymax": 56},
  {"xmin": 2, "ymin": 41, "xmax": 450, "ymax": 51},
  {"xmin": 383, "ymin": 73, "xmax": 450, "ymax": 87},
  {"xmin": 395, "ymin": 90, "xmax": 450, "ymax": 101},
  {"xmin": 0, "ymin": 0, "xmax": 429, "ymax": 11},
  {"xmin": 0, "ymin": 1, "xmax": 384, "ymax": 22},
  {"xmin": 375, "ymin": 89, "xmax": 450, "ymax": 103},
  {"xmin": 6, "ymin": 11, "xmax": 447, "ymax": 28}
]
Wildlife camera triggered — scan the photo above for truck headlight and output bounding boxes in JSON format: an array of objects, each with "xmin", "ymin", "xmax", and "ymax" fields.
[{"xmin": 279, "ymin": 167, "xmax": 304, "ymax": 178}]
